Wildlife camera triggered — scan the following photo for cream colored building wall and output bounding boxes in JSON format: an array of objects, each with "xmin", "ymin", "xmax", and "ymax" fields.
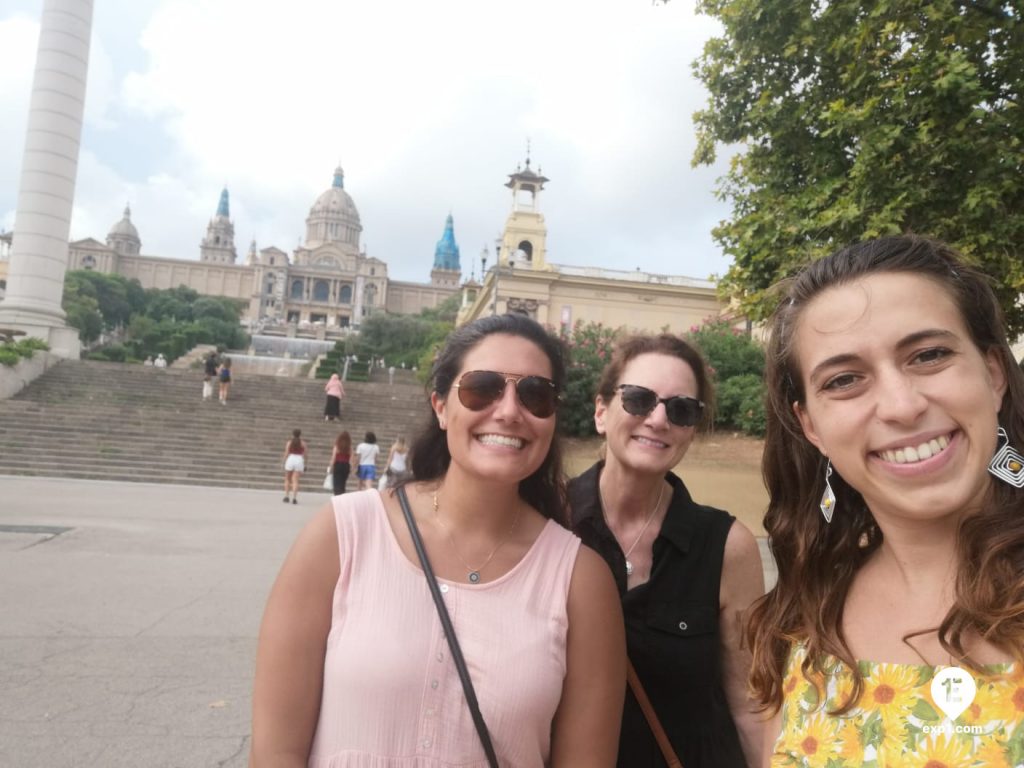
[
  {"xmin": 458, "ymin": 267, "xmax": 725, "ymax": 335},
  {"xmin": 386, "ymin": 281, "xmax": 458, "ymax": 315},
  {"xmin": 117, "ymin": 255, "xmax": 255, "ymax": 300}
]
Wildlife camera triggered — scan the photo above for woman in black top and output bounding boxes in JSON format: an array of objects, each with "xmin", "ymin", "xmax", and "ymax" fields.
[{"xmin": 568, "ymin": 333, "xmax": 764, "ymax": 767}]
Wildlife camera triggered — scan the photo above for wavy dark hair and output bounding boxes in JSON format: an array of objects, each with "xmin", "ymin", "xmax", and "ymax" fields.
[
  {"xmin": 406, "ymin": 313, "xmax": 569, "ymax": 524},
  {"xmin": 748, "ymin": 234, "xmax": 1024, "ymax": 714},
  {"xmin": 595, "ymin": 333, "xmax": 715, "ymax": 432}
]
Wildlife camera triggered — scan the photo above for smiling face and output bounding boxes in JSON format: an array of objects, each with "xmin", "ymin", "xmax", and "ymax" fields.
[
  {"xmin": 595, "ymin": 352, "xmax": 700, "ymax": 477},
  {"xmin": 793, "ymin": 272, "xmax": 1007, "ymax": 525},
  {"xmin": 431, "ymin": 333, "xmax": 557, "ymax": 487}
]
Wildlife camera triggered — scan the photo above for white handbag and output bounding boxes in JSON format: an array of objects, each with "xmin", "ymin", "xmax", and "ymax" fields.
[{"xmin": 322, "ymin": 471, "xmax": 333, "ymax": 491}]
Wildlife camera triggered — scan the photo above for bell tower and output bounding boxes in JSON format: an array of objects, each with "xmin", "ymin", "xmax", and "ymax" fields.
[
  {"xmin": 498, "ymin": 152, "xmax": 550, "ymax": 271},
  {"xmin": 199, "ymin": 188, "xmax": 237, "ymax": 264}
]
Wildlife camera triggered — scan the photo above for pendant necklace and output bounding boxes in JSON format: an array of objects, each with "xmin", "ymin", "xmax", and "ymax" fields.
[
  {"xmin": 432, "ymin": 493, "xmax": 521, "ymax": 583},
  {"xmin": 601, "ymin": 480, "xmax": 665, "ymax": 577}
]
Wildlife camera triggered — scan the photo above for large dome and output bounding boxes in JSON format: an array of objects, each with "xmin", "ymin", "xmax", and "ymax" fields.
[
  {"xmin": 305, "ymin": 166, "xmax": 362, "ymax": 249},
  {"xmin": 108, "ymin": 204, "xmax": 140, "ymax": 240},
  {"xmin": 106, "ymin": 204, "xmax": 141, "ymax": 255}
]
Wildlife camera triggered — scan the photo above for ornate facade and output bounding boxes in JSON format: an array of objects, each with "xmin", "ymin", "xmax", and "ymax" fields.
[
  {"xmin": 64, "ymin": 167, "xmax": 460, "ymax": 331},
  {"xmin": 458, "ymin": 158, "xmax": 727, "ymax": 334}
]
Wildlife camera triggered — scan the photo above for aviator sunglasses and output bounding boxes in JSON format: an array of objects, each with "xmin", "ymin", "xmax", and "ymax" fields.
[
  {"xmin": 453, "ymin": 370, "xmax": 560, "ymax": 419},
  {"xmin": 615, "ymin": 384, "xmax": 704, "ymax": 427}
]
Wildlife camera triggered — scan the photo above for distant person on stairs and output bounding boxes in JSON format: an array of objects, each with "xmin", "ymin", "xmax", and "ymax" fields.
[
  {"xmin": 154, "ymin": 353, "xmax": 167, "ymax": 369},
  {"xmin": 203, "ymin": 351, "xmax": 219, "ymax": 401},
  {"xmin": 282, "ymin": 429, "xmax": 308, "ymax": 505},
  {"xmin": 384, "ymin": 436, "xmax": 410, "ymax": 487},
  {"xmin": 329, "ymin": 431, "xmax": 352, "ymax": 496},
  {"xmin": 218, "ymin": 358, "xmax": 232, "ymax": 404},
  {"xmin": 354, "ymin": 431, "xmax": 380, "ymax": 490},
  {"xmin": 324, "ymin": 373, "xmax": 345, "ymax": 422}
]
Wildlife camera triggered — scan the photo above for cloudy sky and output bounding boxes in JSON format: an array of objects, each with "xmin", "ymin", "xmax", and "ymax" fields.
[{"xmin": 1, "ymin": 0, "xmax": 735, "ymax": 284}]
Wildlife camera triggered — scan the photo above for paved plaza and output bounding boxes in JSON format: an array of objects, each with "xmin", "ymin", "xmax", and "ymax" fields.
[
  {"xmin": 0, "ymin": 475, "xmax": 314, "ymax": 768},
  {"xmin": 0, "ymin": 474, "xmax": 776, "ymax": 768}
]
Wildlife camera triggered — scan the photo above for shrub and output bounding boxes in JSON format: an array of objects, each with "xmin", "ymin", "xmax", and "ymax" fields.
[
  {"xmin": 716, "ymin": 373, "xmax": 766, "ymax": 436},
  {"xmin": 560, "ymin": 321, "xmax": 620, "ymax": 437},
  {"xmin": 0, "ymin": 337, "xmax": 50, "ymax": 367}
]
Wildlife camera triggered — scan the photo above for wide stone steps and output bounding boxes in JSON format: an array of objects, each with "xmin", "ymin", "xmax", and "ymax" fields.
[{"xmin": 0, "ymin": 360, "xmax": 432, "ymax": 491}]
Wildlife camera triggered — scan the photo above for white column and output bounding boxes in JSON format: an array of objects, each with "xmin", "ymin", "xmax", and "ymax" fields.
[{"xmin": 0, "ymin": 0, "xmax": 94, "ymax": 358}]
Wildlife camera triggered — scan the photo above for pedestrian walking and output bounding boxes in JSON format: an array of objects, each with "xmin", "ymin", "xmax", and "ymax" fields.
[
  {"xmin": 218, "ymin": 358, "xmax": 232, "ymax": 404},
  {"xmin": 324, "ymin": 373, "xmax": 345, "ymax": 422},
  {"xmin": 354, "ymin": 431, "xmax": 380, "ymax": 490},
  {"xmin": 384, "ymin": 435, "xmax": 410, "ymax": 488},
  {"xmin": 203, "ymin": 350, "xmax": 219, "ymax": 401},
  {"xmin": 282, "ymin": 429, "xmax": 308, "ymax": 505},
  {"xmin": 329, "ymin": 431, "xmax": 352, "ymax": 496}
]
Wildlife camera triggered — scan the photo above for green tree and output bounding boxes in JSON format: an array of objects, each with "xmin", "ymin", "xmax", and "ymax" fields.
[
  {"xmin": 692, "ymin": 0, "xmax": 1024, "ymax": 333},
  {"xmin": 560, "ymin": 321, "xmax": 621, "ymax": 437}
]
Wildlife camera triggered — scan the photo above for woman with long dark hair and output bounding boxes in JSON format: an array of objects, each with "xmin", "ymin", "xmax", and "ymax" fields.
[
  {"xmin": 751, "ymin": 235, "xmax": 1024, "ymax": 765},
  {"xmin": 251, "ymin": 313, "xmax": 625, "ymax": 767}
]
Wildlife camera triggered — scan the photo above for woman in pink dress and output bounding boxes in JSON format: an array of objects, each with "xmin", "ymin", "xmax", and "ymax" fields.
[{"xmin": 251, "ymin": 313, "xmax": 626, "ymax": 767}]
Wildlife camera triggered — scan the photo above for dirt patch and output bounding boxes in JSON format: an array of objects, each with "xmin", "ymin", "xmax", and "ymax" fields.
[{"xmin": 563, "ymin": 432, "xmax": 768, "ymax": 535}]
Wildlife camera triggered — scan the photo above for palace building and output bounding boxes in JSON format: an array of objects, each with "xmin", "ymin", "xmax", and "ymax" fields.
[{"xmin": 60, "ymin": 166, "xmax": 460, "ymax": 333}]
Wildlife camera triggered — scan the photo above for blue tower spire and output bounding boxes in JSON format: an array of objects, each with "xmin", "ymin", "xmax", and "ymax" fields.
[
  {"xmin": 216, "ymin": 187, "xmax": 230, "ymax": 218},
  {"xmin": 332, "ymin": 165, "xmax": 344, "ymax": 189},
  {"xmin": 433, "ymin": 213, "xmax": 461, "ymax": 271}
]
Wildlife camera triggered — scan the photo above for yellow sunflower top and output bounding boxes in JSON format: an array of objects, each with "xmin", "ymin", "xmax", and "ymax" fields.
[{"xmin": 771, "ymin": 643, "xmax": 1024, "ymax": 767}]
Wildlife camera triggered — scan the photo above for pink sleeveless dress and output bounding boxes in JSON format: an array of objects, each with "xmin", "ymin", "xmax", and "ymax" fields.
[{"xmin": 308, "ymin": 490, "xmax": 582, "ymax": 768}]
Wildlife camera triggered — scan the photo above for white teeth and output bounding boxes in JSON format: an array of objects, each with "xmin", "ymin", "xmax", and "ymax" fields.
[
  {"xmin": 478, "ymin": 434, "xmax": 523, "ymax": 449},
  {"xmin": 634, "ymin": 436, "xmax": 666, "ymax": 448},
  {"xmin": 880, "ymin": 434, "xmax": 952, "ymax": 465}
]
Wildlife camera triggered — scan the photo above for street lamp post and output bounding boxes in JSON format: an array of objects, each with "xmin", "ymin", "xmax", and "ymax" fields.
[{"xmin": 492, "ymin": 237, "xmax": 502, "ymax": 316}]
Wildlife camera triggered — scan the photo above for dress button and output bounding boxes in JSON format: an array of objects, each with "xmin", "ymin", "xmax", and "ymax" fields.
[
  {"xmin": 439, "ymin": 583, "xmax": 449, "ymax": 594},
  {"xmin": 430, "ymin": 679, "xmax": 439, "ymax": 689},
  {"xmin": 423, "ymin": 738, "xmax": 432, "ymax": 748},
  {"xmin": 437, "ymin": 652, "xmax": 444, "ymax": 662},
  {"xmin": 678, "ymin": 621, "xmax": 688, "ymax": 631},
  {"xmin": 425, "ymin": 708, "xmax": 435, "ymax": 717}
]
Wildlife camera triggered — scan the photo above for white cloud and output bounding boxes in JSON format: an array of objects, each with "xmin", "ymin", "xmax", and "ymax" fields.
[{"xmin": 3, "ymin": 0, "xmax": 736, "ymax": 282}]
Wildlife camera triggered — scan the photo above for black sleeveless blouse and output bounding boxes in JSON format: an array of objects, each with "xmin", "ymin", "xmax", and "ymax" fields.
[{"xmin": 569, "ymin": 461, "xmax": 747, "ymax": 768}]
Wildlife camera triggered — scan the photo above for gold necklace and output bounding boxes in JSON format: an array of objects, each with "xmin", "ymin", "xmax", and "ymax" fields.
[
  {"xmin": 432, "ymin": 493, "xmax": 521, "ymax": 583},
  {"xmin": 600, "ymin": 480, "xmax": 666, "ymax": 577}
]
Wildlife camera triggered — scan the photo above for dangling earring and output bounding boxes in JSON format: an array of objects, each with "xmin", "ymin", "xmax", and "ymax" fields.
[
  {"xmin": 988, "ymin": 427, "xmax": 1024, "ymax": 488},
  {"xmin": 820, "ymin": 459, "xmax": 836, "ymax": 523}
]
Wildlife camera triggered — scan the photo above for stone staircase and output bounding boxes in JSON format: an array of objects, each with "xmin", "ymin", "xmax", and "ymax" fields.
[{"xmin": 0, "ymin": 360, "xmax": 429, "ymax": 492}]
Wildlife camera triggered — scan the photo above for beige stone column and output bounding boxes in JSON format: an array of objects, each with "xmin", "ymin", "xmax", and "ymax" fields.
[{"xmin": 0, "ymin": 0, "xmax": 94, "ymax": 358}]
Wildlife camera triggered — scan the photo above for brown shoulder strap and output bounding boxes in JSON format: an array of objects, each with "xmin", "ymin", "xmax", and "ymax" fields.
[{"xmin": 627, "ymin": 659, "xmax": 683, "ymax": 768}]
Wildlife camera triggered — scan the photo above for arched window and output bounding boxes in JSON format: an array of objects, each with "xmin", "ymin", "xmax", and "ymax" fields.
[
  {"xmin": 82, "ymin": 254, "xmax": 97, "ymax": 270},
  {"xmin": 364, "ymin": 284, "xmax": 377, "ymax": 307},
  {"xmin": 290, "ymin": 279, "xmax": 304, "ymax": 299},
  {"xmin": 313, "ymin": 280, "xmax": 330, "ymax": 302},
  {"xmin": 516, "ymin": 241, "xmax": 533, "ymax": 262},
  {"xmin": 339, "ymin": 284, "xmax": 353, "ymax": 304}
]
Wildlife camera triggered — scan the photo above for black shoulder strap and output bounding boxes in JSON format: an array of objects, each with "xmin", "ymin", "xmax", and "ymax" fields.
[{"xmin": 396, "ymin": 487, "xmax": 500, "ymax": 768}]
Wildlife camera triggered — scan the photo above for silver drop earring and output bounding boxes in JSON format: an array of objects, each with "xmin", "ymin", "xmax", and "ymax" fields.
[
  {"xmin": 988, "ymin": 427, "xmax": 1024, "ymax": 489},
  {"xmin": 820, "ymin": 459, "xmax": 836, "ymax": 523}
]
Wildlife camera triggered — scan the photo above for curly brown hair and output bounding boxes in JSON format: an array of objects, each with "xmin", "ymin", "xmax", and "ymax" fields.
[{"xmin": 749, "ymin": 234, "xmax": 1024, "ymax": 714}]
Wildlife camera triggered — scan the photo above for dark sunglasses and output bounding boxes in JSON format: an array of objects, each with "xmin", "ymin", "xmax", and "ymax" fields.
[
  {"xmin": 453, "ymin": 370, "xmax": 560, "ymax": 419},
  {"xmin": 615, "ymin": 384, "xmax": 704, "ymax": 427}
]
